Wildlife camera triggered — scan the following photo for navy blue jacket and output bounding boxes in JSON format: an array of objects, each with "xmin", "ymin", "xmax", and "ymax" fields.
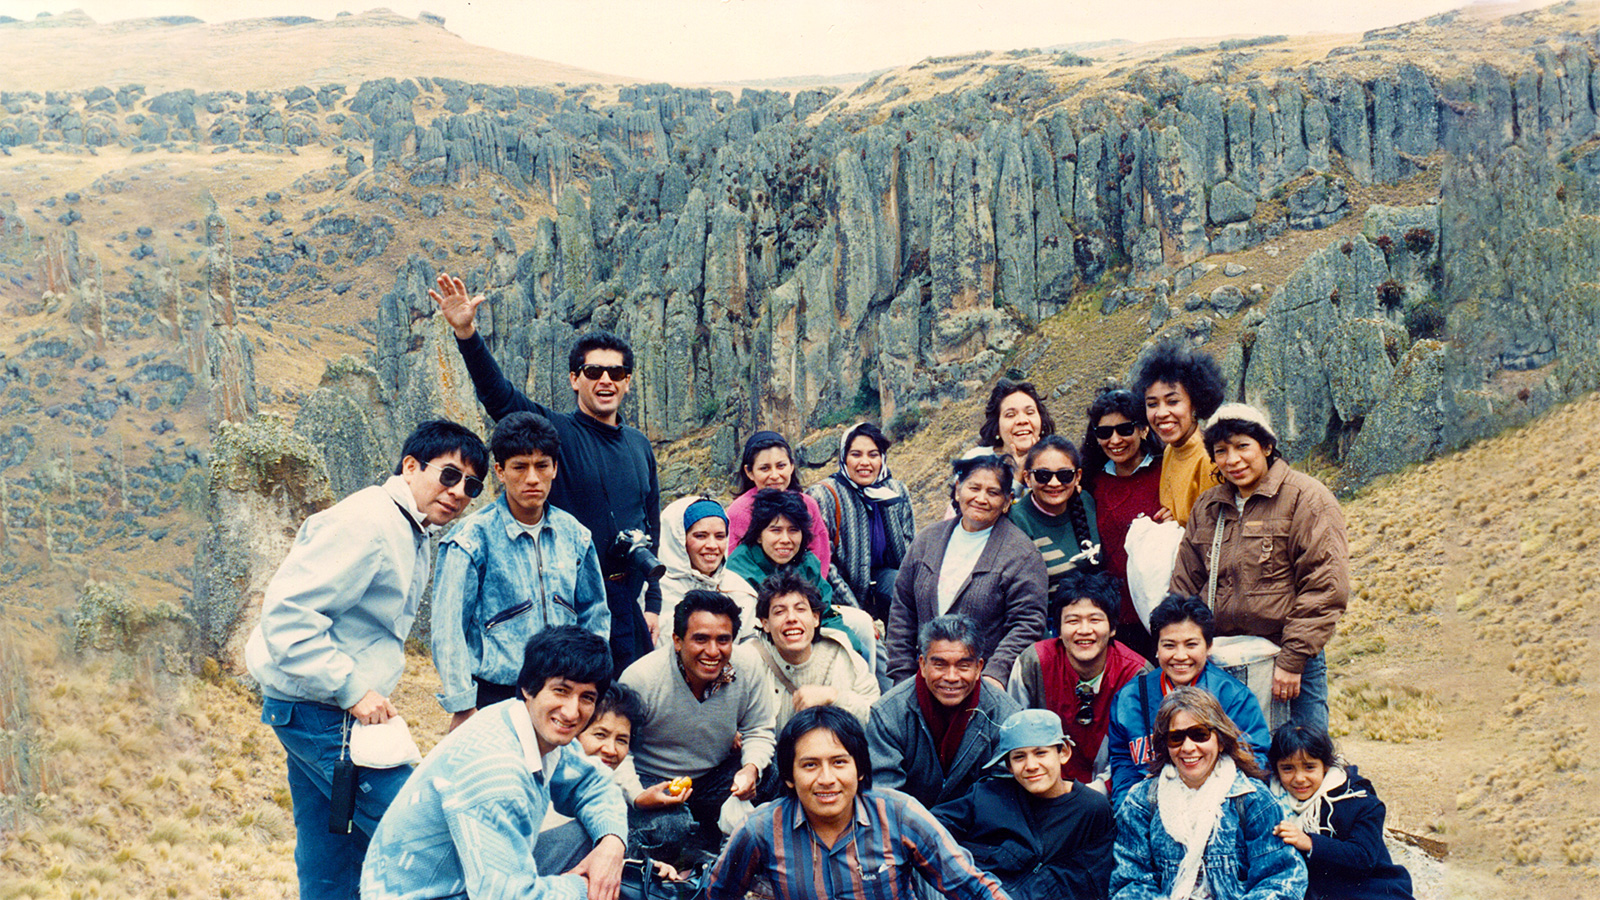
[{"xmin": 1301, "ymin": 766, "xmax": 1414, "ymax": 900}]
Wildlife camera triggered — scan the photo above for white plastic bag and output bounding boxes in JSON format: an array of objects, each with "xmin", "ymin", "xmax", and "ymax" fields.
[
  {"xmin": 1125, "ymin": 515, "xmax": 1184, "ymax": 630},
  {"xmin": 717, "ymin": 796, "xmax": 756, "ymax": 836},
  {"xmin": 349, "ymin": 716, "xmax": 423, "ymax": 769}
]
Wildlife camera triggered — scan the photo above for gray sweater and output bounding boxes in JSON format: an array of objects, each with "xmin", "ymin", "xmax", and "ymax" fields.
[{"xmin": 619, "ymin": 644, "xmax": 779, "ymax": 780}]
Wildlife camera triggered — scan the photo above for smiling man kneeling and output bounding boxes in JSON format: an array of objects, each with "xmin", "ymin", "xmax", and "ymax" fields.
[
  {"xmin": 706, "ymin": 705, "xmax": 1011, "ymax": 900},
  {"xmin": 361, "ymin": 626, "xmax": 626, "ymax": 900}
]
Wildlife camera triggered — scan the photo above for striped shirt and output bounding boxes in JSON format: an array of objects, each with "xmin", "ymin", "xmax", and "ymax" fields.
[{"xmin": 705, "ymin": 789, "xmax": 1013, "ymax": 900}]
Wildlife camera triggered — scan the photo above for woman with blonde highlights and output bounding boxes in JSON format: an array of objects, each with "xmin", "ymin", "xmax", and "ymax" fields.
[{"xmin": 1110, "ymin": 687, "xmax": 1305, "ymax": 900}]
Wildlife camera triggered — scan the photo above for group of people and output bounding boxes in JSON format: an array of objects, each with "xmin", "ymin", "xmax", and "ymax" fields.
[{"xmin": 243, "ymin": 272, "xmax": 1413, "ymax": 900}]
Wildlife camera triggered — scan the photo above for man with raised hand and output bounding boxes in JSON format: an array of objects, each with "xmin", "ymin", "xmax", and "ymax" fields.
[
  {"xmin": 362, "ymin": 626, "xmax": 628, "ymax": 900},
  {"xmin": 431, "ymin": 272, "xmax": 662, "ymax": 673},
  {"xmin": 247, "ymin": 419, "xmax": 488, "ymax": 900},
  {"xmin": 431, "ymin": 411, "xmax": 611, "ymax": 732}
]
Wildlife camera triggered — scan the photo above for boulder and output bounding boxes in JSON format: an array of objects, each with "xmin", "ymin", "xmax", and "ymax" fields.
[{"xmin": 1208, "ymin": 180, "xmax": 1256, "ymax": 225}]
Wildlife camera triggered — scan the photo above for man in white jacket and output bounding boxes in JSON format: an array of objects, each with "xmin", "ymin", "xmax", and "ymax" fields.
[{"xmin": 246, "ymin": 419, "xmax": 488, "ymax": 900}]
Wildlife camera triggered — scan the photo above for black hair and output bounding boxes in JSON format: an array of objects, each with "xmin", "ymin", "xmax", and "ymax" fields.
[
  {"xmin": 489, "ymin": 411, "xmax": 561, "ymax": 466},
  {"xmin": 1023, "ymin": 435, "xmax": 1094, "ymax": 557},
  {"xmin": 978, "ymin": 378, "xmax": 1056, "ymax": 450},
  {"xmin": 918, "ymin": 613, "xmax": 981, "ymax": 658},
  {"xmin": 735, "ymin": 432, "xmax": 799, "ymax": 494},
  {"xmin": 593, "ymin": 683, "xmax": 644, "ymax": 730},
  {"xmin": 948, "ymin": 453, "xmax": 1015, "ymax": 515},
  {"xmin": 1131, "ymin": 342, "xmax": 1226, "ymax": 422},
  {"xmin": 776, "ymin": 705, "xmax": 873, "ymax": 799},
  {"xmin": 1048, "ymin": 570, "xmax": 1120, "ymax": 632},
  {"xmin": 395, "ymin": 419, "xmax": 489, "ymax": 478},
  {"xmin": 568, "ymin": 330, "xmax": 635, "ymax": 373},
  {"xmin": 742, "ymin": 488, "xmax": 814, "ymax": 556},
  {"xmin": 516, "ymin": 625, "xmax": 613, "ymax": 702},
  {"xmin": 1267, "ymin": 723, "xmax": 1339, "ymax": 770},
  {"xmin": 843, "ymin": 421, "xmax": 892, "ymax": 455},
  {"xmin": 756, "ymin": 569, "xmax": 823, "ymax": 620},
  {"xmin": 672, "ymin": 589, "xmax": 742, "ymax": 639},
  {"xmin": 1202, "ymin": 419, "xmax": 1283, "ymax": 468},
  {"xmin": 1148, "ymin": 593, "xmax": 1215, "ymax": 646},
  {"xmin": 1080, "ymin": 387, "xmax": 1162, "ymax": 488}
]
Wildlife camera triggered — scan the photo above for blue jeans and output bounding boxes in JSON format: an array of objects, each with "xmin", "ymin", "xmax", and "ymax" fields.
[
  {"xmin": 1288, "ymin": 651, "xmax": 1328, "ymax": 734},
  {"xmin": 263, "ymin": 698, "xmax": 415, "ymax": 900}
]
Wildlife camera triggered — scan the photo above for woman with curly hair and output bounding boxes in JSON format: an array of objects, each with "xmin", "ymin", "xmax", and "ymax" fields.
[
  {"xmin": 978, "ymin": 378, "xmax": 1057, "ymax": 498},
  {"xmin": 1131, "ymin": 343, "xmax": 1226, "ymax": 527},
  {"xmin": 725, "ymin": 488, "xmax": 873, "ymax": 660},
  {"xmin": 1111, "ymin": 687, "xmax": 1306, "ymax": 900}
]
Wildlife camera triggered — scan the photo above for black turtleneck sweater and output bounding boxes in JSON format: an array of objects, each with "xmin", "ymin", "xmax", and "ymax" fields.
[{"xmin": 456, "ymin": 333, "xmax": 661, "ymax": 668}]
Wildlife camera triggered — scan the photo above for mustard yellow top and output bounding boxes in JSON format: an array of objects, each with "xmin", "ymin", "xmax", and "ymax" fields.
[{"xmin": 1160, "ymin": 430, "xmax": 1216, "ymax": 527}]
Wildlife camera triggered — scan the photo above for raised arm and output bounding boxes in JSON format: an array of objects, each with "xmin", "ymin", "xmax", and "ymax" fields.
[{"xmin": 430, "ymin": 272, "xmax": 548, "ymax": 422}]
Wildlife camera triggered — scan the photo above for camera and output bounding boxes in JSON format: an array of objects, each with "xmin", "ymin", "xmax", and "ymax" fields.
[{"xmin": 608, "ymin": 528, "xmax": 665, "ymax": 581}]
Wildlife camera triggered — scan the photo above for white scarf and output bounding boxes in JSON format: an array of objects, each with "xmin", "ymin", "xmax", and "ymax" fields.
[
  {"xmin": 1156, "ymin": 754, "xmax": 1237, "ymax": 900},
  {"xmin": 1269, "ymin": 764, "xmax": 1362, "ymax": 838}
]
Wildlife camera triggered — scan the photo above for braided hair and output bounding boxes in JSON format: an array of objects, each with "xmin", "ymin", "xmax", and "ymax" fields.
[{"xmin": 1024, "ymin": 435, "xmax": 1097, "ymax": 565}]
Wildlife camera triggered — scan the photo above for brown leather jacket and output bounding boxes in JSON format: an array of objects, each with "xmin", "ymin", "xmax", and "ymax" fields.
[{"xmin": 1170, "ymin": 459, "xmax": 1348, "ymax": 673}]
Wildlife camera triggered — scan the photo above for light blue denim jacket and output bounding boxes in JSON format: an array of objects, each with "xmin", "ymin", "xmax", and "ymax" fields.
[
  {"xmin": 431, "ymin": 494, "xmax": 609, "ymax": 712},
  {"xmin": 1110, "ymin": 767, "xmax": 1307, "ymax": 900}
]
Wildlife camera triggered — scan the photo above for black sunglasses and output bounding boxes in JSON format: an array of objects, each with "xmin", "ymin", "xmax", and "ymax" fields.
[
  {"xmin": 1073, "ymin": 683, "xmax": 1096, "ymax": 727},
  {"xmin": 1164, "ymin": 724, "xmax": 1215, "ymax": 748},
  {"xmin": 576, "ymin": 364, "xmax": 632, "ymax": 381},
  {"xmin": 423, "ymin": 462, "xmax": 484, "ymax": 498},
  {"xmin": 1093, "ymin": 422, "xmax": 1140, "ymax": 440},
  {"xmin": 1029, "ymin": 468, "xmax": 1078, "ymax": 484}
]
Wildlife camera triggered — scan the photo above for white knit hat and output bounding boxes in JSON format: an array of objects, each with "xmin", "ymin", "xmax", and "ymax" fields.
[{"xmin": 1208, "ymin": 402, "xmax": 1277, "ymax": 443}]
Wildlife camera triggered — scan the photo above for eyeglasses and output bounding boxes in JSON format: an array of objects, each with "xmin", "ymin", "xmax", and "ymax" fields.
[
  {"xmin": 1073, "ymin": 683, "xmax": 1096, "ymax": 727},
  {"xmin": 576, "ymin": 364, "xmax": 632, "ymax": 382},
  {"xmin": 1164, "ymin": 725, "xmax": 1215, "ymax": 748},
  {"xmin": 423, "ymin": 463, "xmax": 484, "ymax": 498},
  {"xmin": 1093, "ymin": 422, "xmax": 1140, "ymax": 440},
  {"xmin": 1029, "ymin": 468, "xmax": 1078, "ymax": 484}
]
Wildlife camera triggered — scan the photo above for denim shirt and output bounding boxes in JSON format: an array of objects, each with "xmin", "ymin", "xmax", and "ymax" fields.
[
  {"xmin": 1110, "ymin": 768, "xmax": 1307, "ymax": 900},
  {"xmin": 431, "ymin": 495, "xmax": 609, "ymax": 712}
]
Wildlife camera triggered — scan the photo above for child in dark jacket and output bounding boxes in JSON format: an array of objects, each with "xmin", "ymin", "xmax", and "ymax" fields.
[
  {"xmin": 932, "ymin": 710, "xmax": 1113, "ymax": 900},
  {"xmin": 1268, "ymin": 724, "xmax": 1414, "ymax": 900}
]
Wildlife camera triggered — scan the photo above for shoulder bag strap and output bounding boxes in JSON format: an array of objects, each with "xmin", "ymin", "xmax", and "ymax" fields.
[
  {"xmin": 822, "ymin": 480, "xmax": 843, "ymax": 549},
  {"xmin": 1205, "ymin": 505, "xmax": 1226, "ymax": 609}
]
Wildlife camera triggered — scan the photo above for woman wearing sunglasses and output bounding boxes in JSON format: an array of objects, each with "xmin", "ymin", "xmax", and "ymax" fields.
[
  {"xmin": 1105, "ymin": 594, "xmax": 1271, "ymax": 811},
  {"xmin": 1008, "ymin": 435, "xmax": 1101, "ymax": 599},
  {"xmin": 1080, "ymin": 387, "xmax": 1166, "ymax": 660},
  {"xmin": 1110, "ymin": 686, "xmax": 1306, "ymax": 900}
]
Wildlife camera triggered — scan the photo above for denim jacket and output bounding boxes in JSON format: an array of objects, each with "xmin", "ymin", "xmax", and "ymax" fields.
[
  {"xmin": 431, "ymin": 495, "xmax": 609, "ymax": 712},
  {"xmin": 1110, "ymin": 768, "xmax": 1306, "ymax": 900}
]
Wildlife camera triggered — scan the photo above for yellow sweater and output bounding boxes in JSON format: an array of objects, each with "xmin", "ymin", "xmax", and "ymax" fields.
[{"xmin": 1161, "ymin": 431, "xmax": 1216, "ymax": 526}]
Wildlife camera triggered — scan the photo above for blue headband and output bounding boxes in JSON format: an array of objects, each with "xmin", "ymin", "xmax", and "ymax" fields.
[{"xmin": 683, "ymin": 498, "xmax": 728, "ymax": 532}]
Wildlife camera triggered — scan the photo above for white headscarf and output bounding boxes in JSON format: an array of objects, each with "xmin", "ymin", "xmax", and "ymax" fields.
[{"xmin": 834, "ymin": 422, "xmax": 900, "ymax": 502}]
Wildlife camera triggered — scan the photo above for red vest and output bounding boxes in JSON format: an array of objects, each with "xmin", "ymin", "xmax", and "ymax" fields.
[{"xmin": 1035, "ymin": 638, "xmax": 1149, "ymax": 784}]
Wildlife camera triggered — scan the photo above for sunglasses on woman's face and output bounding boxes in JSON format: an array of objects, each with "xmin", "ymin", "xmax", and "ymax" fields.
[
  {"xmin": 1029, "ymin": 468, "xmax": 1078, "ymax": 485},
  {"xmin": 1093, "ymin": 422, "xmax": 1139, "ymax": 440},
  {"xmin": 1164, "ymin": 725, "xmax": 1214, "ymax": 748}
]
